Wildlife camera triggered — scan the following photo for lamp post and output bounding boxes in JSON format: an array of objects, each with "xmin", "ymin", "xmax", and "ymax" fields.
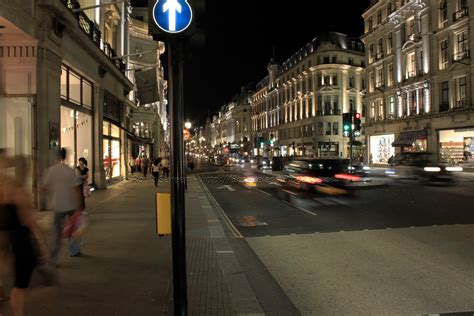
[{"xmin": 185, "ymin": 121, "xmax": 192, "ymax": 129}]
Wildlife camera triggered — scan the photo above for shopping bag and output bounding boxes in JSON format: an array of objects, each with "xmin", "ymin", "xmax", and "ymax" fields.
[{"xmin": 62, "ymin": 212, "xmax": 81, "ymax": 238}]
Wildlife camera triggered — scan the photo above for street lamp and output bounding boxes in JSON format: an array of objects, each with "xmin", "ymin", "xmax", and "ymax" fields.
[{"xmin": 184, "ymin": 121, "xmax": 192, "ymax": 129}]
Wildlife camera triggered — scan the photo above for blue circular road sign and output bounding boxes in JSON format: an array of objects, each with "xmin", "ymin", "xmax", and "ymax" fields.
[{"xmin": 153, "ymin": 0, "xmax": 193, "ymax": 34}]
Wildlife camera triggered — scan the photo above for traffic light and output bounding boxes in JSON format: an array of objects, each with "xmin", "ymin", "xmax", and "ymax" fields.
[
  {"xmin": 342, "ymin": 113, "xmax": 352, "ymax": 137},
  {"xmin": 354, "ymin": 113, "xmax": 362, "ymax": 137}
]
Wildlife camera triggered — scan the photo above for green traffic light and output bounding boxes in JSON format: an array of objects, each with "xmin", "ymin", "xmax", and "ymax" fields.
[{"xmin": 344, "ymin": 125, "xmax": 350, "ymax": 131}]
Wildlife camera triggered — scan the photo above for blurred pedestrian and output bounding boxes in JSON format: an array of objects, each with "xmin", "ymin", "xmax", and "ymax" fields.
[
  {"xmin": 141, "ymin": 155, "xmax": 150, "ymax": 178},
  {"xmin": 161, "ymin": 156, "xmax": 170, "ymax": 178},
  {"xmin": 0, "ymin": 153, "xmax": 49, "ymax": 316},
  {"xmin": 42, "ymin": 148, "xmax": 83, "ymax": 266},
  {"xmin": 135, "ymin": 156, "xmax": 142, "ymax": 173},
  {"xmin": 152, "ymin": 158, "xmax": 161, "ymax": 187},
  {"xmin": 129, "ymin": 157, "xmax": 136, "ymax": 175}
]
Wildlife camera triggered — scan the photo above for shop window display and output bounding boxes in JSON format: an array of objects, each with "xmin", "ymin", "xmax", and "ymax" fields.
[
  {"xmin": 370, "ymin": 134, "xmax": 395, "ymax": 164},
  {"xmin": 440, "ymin": 129, "xmax": 474, "ymax": 163}
]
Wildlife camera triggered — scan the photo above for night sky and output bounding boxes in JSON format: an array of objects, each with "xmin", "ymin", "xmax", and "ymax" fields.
[{"xmin": 132, "ymin": 0, "xmax": 372, "ymax": 125}]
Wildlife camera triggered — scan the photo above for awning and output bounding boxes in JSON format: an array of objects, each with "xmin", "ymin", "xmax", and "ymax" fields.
[{"xmin": 392, "ymin": 129, "xmax": 427, "ymax": 147}]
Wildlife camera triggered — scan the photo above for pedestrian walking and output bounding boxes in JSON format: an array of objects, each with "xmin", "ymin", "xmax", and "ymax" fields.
[
  {"xmin": 141, "ymin": 155, "xmax": 150, "ymax": 178},
  {"xmin": 161, "ymin": 156, "xmax": 170, "ymax": 178},
  {"xmin": 152, "ymin": 158, "xmax": 161, "ymax": 187},
  {"xmin": 0, "ymin": 153, "xmax": 49, "ymax": 316},
  {"xmin": 129, "ymin": 157, "xmax": 136, "ymax": 175},
  {"xmin": 42, "ymin": 148, "xmax": 83, "ymax": 266},
  {"xmin": 135, "ymin": 156, "xmax": 142, "ymax": 173}
]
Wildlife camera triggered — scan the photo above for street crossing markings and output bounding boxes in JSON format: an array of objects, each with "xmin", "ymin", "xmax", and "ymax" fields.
[{"xmin": 313, "ymin": 197, "xmax": 337, "ymax": 206}]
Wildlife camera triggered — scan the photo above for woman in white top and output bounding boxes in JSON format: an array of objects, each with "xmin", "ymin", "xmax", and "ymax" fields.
[{"xmin": 151, "ymin": 158, "xmax": 161, "ymax": 187}]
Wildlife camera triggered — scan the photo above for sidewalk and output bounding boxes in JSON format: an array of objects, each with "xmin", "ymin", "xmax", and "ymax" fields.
[{"xmin": 0, "ymin": 175, "xmax": 261, "ymax": 315}]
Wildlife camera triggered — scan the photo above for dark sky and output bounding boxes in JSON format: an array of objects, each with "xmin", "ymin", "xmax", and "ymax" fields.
[{"xmin": 132, "ymin": 0, "xmax": 372, "ymax": 125}]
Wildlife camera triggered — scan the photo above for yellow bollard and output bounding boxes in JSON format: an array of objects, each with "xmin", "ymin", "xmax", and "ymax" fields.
[{"xmin": 156, "ymin": 192, "xmax": 171, "ymax": 236}]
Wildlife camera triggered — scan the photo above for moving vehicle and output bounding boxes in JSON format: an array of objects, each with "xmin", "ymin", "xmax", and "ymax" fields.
[
  {"xmin": 391, "ymin": 152, "xmax": 461, "ymax": 183},
  {"xmin": 257, "ymin": 157, "xmax": 272, "ymax": 169},
  {"xmin": 277, "ymin": 158, "xmax": 362, "ymax": 195}
]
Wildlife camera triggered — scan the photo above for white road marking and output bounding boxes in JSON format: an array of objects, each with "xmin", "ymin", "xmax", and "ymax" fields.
[
  {"xmin": 217, "ymin": 185, "xmax": 236, "ymax": 192},
  {"xmin": 216, "ymin": 250, "xmax": 234, "ymax": 254},
  {"xmin": 295, "ymin": 206, "xmax": 318, "ymax": 216},
  {"xmin": 282, "ymin": 189, "xmax": 299, "ymax": 196},
  {"xmin": 326, "ymin": 197, "xmax": 350, "ymax": 206},
  {"xmin": 313, "ymin": 197, "xmax": 337, "ymax": 206},
  {"xmin": 270, "ymin": 182, "xmax": 282, "ymax": 186},
  {"xmin": 255, "ymin": 188, "xmax": 272, "ymax": 196}
]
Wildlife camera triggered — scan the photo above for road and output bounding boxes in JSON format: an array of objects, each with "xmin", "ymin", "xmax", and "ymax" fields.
[{"xmin": 196, "ymin": 162, "xmax": 474, "ymax": 315}]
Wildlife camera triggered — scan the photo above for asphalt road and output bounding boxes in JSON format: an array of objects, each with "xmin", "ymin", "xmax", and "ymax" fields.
[{"xmin": 198, "ymin": 163, "xmax": 474, "ymax": 315}]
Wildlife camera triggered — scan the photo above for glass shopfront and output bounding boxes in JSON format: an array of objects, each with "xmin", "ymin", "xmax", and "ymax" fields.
[
  {"xmin": 439, "ymin": 128, "xmax": 474, "ymax": 163},
  {"xmin": 318, "ymin": 142, "xmax": 339, "ymax": 157},
  {"xmin": 60, "ymin": 66, "xmax": 93, "ymax": 180},
  {"xmin": 103, "ymin": 121, "xmax": 122, "ymax": 180},
  {"xmin": 369, "ymin": 134, "xmax": 395, "ymax": 164},
  {"xmin": 0, "ymin": 97, "xmax": 34, "ymax": 187}
]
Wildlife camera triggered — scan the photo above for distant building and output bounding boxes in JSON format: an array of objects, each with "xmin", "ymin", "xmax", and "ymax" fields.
[
  {"xmin": 362, "ymin": 0, "xmax": 474, "ymax": 165},
  {"xmin": 251, "ymin": 32, "xmax": 365, "ymax": 158}
]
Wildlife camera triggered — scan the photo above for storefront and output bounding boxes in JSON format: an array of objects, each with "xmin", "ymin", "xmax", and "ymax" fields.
[
  {"xmin": 369, "ymin": 134, "xmax": 395, "ymax": 164},
  {"xmin": 439, "ymin": 128, "xmax": 474, "ymax": 163},
  {"xmin": 0, "ymin": 97, "xmax": 34, "ymax": 187},
  {"xmin": 103, "ymin": 90, "xmax": 125, "ymax": 181},
  {"xmin": 318, "ymin": 142, "xmax": 339, "ymax": 157},
  {"xmin": 392, "ymin": 129, "xmax": 428, "ymax": 153},
  {"xmin": 60, "ymin": 66, "xmax": 93, "ymax": 180}
]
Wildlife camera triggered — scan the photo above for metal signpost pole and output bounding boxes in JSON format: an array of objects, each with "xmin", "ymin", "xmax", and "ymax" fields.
[
  {"xmin": 349, "ymin": 103, "xmax": 353, "ymax": 173},
  {"xmin": 169, "ymin": 38, "xmax": 188, "ymax": 316}
]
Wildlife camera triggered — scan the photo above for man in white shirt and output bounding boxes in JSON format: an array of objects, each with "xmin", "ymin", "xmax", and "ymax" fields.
[
  {"xmin": 161, "ymin": 157, "xmax": 169, "ymax": 178},
  {"xmin": 42, "ymin": 148, "xmax": 83, "ymax": 266}
]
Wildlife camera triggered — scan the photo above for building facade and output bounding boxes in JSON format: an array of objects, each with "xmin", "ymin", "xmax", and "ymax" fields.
[
  {"xmin": 362, "ymin": 0, "xmax": 474, "ymax": 165},
  {"xmin": 251, "ymin": 32, "xmax": 365, "ymax": 159}
]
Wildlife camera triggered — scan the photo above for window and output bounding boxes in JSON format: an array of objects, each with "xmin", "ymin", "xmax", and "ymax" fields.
[
  {"xmin": 388, "ymin": 33, "xmax": 393, "ymax": 53},
  {"xmin": 387, "ymin": 2, "xmax": 392, "ymax": 15},
  {"xmin": 369, "ymin": 44, "xmax": 374, "ymax": 62},
  {"xmin": 348, "ymin": 57, "xmax": 354, "ymax": 66},
  {"xmin": 362, "ymin": 77, "xmax": 366, "ymax": 90},
  {"xmin": 332, "ymin": 122, "xmax": 339, "ymax": 135},
  {"xmin": 377, "ymin": 9, "xmax": 382, "ymax": 24},
  {"xmin": 325, "ymin": 96, "xmax": 331, "ymax": 114},
  {"xmin": 455, "ymin": 30, "xmax": 469, "ymax": 60},
  {"xmin": 69, "ymin": 72, "xmax": 81, "ymax": 104},
  {"xmin": 318, "ymin": 74, "xmax": 323, "ymax": 87},
  {"xmin": 377, "ymin": 38, "xmax": 384, "ymax": 59},
  {"xmin": 455, "ymin": 76, "xmax": 467, "ymax": 107},
  {"xmin": 370, "ymin": 102, "xmax": 376, "ymax": 118},
  {"xmin": 325, "ymin": 122, "xmax": 332, "ymax": 135},
  {"xmin": 389, "ymin": 96, "xmax": 395, "ymax": 118},
  {"xmin": 317, "ymin": 122, "xmax": 324, "ymax": 136},
  {"xmin": 440, "ymin": 39, "xmax": 448, "ymax": 69},
  {"xmin": 324, "ymin": 75, "xmax": 330, "ymax": 86},
  {"xmin": 440, "ymin": 81, "xmax": 449, "ymax": 112},
  {"xmin": 332, "ymin": 74, "xmax": 338, "ymax": 86},
  {"xmin": 407, "ymin": 52, "xmax": 416, "ymax": 78},
  {"xmin": 332, "ymin": 56, "xmax": 337, "ymax": 63},
  {"xmin": 370, "ymin": 72, "xmax": 375, "ymax": 92},
  {"xmin": 308, "ymin": 76, "xmax": 313, "ymax": 92},
  {"xmin": 376, "ymin": 67, "xmax": 383, "ymax": 88},
  {"xmin": 349, "ymin": 75, "xmax": 355, "ymax": 89},
  {"xmin": 439, "ymin": 0, "xmax": 448, "ymax": 27},
  {"xmin": 349, "ymin": 97, "xmax": 356, "ymax": 112},
  {"xmin": 333, "ymin": 95, "xmax": 339, "ymax": 114},
  {"xmin": 324, "ymin": 56, "xmax": 330, "ymax": 64},
  {"xmin": 377, "ymin": 99, "xmax": 384, "ymax": 120},
  {"xmin": 387, "ymin": 64, "xmax": 394, "ymax": 87},
  {"xmin": 368, "ymin": 17, "xmax": 373, "ymax": 31},
  {"xmin": 61, "ymin": 66, "xmax": 93, "ymax": 110}
]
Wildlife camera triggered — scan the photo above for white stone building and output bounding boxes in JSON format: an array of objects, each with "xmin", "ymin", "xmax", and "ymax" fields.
[
  {"xmin": 362, "ymin": 0, "xmax": 474, "ymax": 166},
  {"xmin": 251, "ymin": 32, "xmax": 365, "ymax": 159}
]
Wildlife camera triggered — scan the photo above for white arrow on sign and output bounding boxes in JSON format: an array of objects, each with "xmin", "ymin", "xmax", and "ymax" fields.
[
  {"xmin": 217, "ymin": 185, "xmax": 236, "ymax": 192},
  {"xmin": 163, "ymin": 0, "xmax": 182, "ymax": 32}
]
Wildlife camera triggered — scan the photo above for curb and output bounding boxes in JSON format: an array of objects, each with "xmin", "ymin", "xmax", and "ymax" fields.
[{"xmin": 196, "ymin": 175, "xmax": 265, "ymax": 316}]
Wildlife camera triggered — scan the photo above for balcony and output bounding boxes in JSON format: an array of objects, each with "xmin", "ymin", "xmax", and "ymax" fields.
[
  {"xmin": 375, "ymin": 52, "xmax": 384, "ymax": 60},
  {"xmin": 453, "ymin": 50, "xmax": 470, "ymax": 62},
  {"xmin": 454, "ymin": 99, "xmax": 468, "ymax": 108},
  {"xmin": 453, "ymin": 7, "xmax": 469, "ymax": 22},
  {"xmin": 406, "ymin": 33, "xmax": 422, "ymax": 43},
  {"xmin": 62, "ymin": 0, "xmax": 126, "ymax": 73}
]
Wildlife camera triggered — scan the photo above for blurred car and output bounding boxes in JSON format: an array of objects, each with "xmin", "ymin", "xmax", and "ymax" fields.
[
  {"xmin": 276, "ymin": 158, "xmax": 363, "ymax": 195},
  {"xmin": 391, "ymin": 152, "xmax": 461, "ymax": 183},
  {"xmin": 257, "ymin": 157, "xmax": 272, "ymax": 169},
  {"xmin": 240, "ymin": 156, "xmax": 250, "ymax": 164}
]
